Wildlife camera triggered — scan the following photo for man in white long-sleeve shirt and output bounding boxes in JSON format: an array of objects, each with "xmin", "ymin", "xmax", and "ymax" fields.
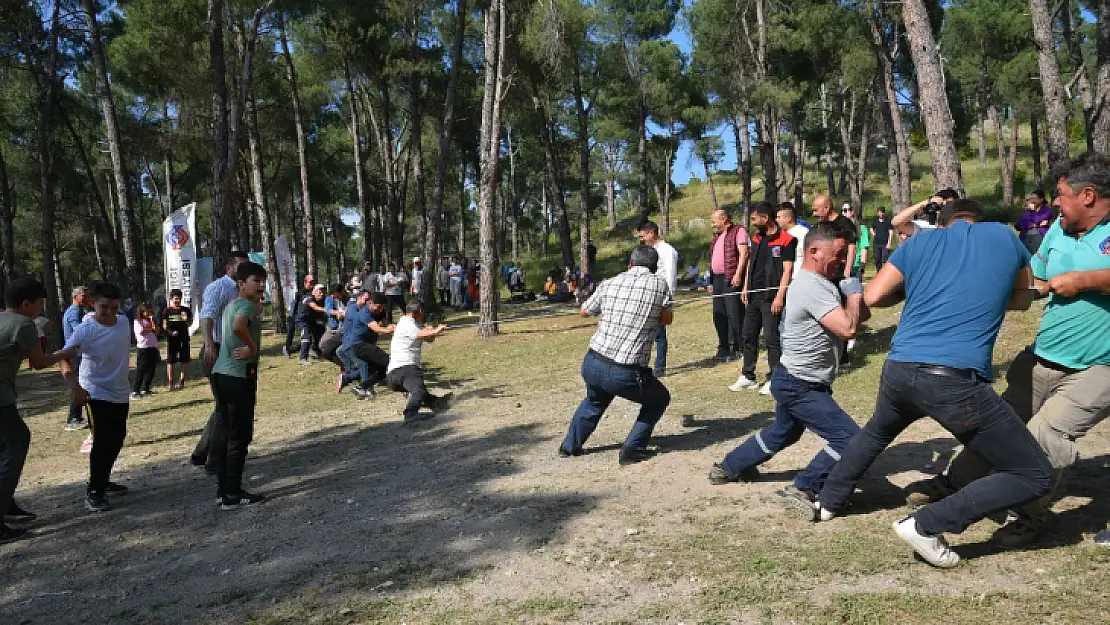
[{"xmin": 638, "ymin": 221, "xmax": 679, "ymax": 376}]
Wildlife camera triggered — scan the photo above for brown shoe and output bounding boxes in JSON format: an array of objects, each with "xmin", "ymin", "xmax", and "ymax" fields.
[{"xmin": 904, "ymin": 475, "xmax": 956, "ymax": 507}]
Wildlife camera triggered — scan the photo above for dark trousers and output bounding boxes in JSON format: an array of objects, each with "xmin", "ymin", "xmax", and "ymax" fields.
[
  {"xmin": 285, "ymin": 311, "xmax": 298, "ymax": 353},
  {"xmin": 132, "ymin": 347, "xmax": 160, "ymax": 394},
  {"xmin": 722, "ymin": 367, "xmax": 860, "ymax": 493},
  {"xmin": 873, "ymin": 245, "xmax": 890, "ymax": 272},
  {"xmin": 386, "ymin": 365, "xmax": 433, "ymax": 420},
  {"xmin": 386, "ymin": 294, "xmax": 406, "ymax": 324},
  {"xmin": 562, "ymin": 350, "xmax": 671, "ymax": 452},
  {"xmin": 67, "ymin": 357, "xmax": 84, "ymax": 424},
  {"xmin": 298, "ymin": 323, "xmax": 324, "ymax": 360},
  {"xmin": 711, "ymin": 274, "xmax": 743, "ymax": 356},
  {"xmin": 0, "ymin": 405, "xmax": 30, "ymax": 520},
  {"xmin": 87, "ymin": 399, "xmax": 129, "ymax": 492},
  {"xmin": 210, "ymin": 372, "xmax": 257, "ymax": 496},
  {"xmin": 439, "ymin": 288, "xmax": 449, "ymax": 306},
  {"xmin": 192, "ymin": 342, "xmax": 220, "ymax": 467},
  {"xmin": 653, "ymin": 326, "xmax": 668, "ymax": 375},
  {"xmin": 741, "ymin": 292, "xmax": 782, "ymax": 382},
  {"xmin": 351, "ymin": 342, "xmax": 389, "ymax": 388},
  {"xmin": 820, "ymin": 360, "xmax": 1054, "ymax": 535}
]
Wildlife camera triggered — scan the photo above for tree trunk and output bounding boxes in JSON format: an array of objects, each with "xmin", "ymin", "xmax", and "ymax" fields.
[
  {"xmin": 37, "ymin": 0, "xmax": 63, "ymax": 349},
  {"xmin": 208, "ymin": 0, "xmax": 232, "ymax": 273},
  {"xmin": 426, "ymin": 0, "xmax": 466, "ymax": 299},
  {"xmin": 663, "ymin": 125, "xmax": 675, "ymax": 235},
  {"xmin": 247, "ymin": 97, "xmax": 286, "ymax": 334},
  {"xmin": 477, "ymin": 0, "xmax": 506, "ymax": 337},
  {"xmin": 1029, "ymin": 0, "xmax": 1070, "ymax": 171},
  {"xmin": 163, "ymin": 100, "xmax": 174, "ymax": 216},
  {"xmin": 871, "ymin": 7, "xmax": 912, "ymax": 206},
  {"xmin": 573, "ymin": 56, "xmax": 593, "ymax": 276},
  {"xmin": 531, "ymin": 81, "xmax": 574, "ymax": 267},
  {"xmin": 1092, "ymin": 0, "xmax": 1110, "ymax": 152},
  {"xmin": 1031, "ymin": 114, "xmax": 1043, "ymax": 182},
  {"xmin": 737, "ymin": 111, "xmax": 753, "ymax": 208},
  {"xmin": 853, "ymin": 92, "xmax": 872, "ymax": 210},
  {"xmin": 0, "ymin": 146, "xmax": 14, "ymax": 284},
  {"xmin": 902, "ymin": 0, "xmax": 964, "ymax": 193},
  {"xmin": 458, "ymin": 161, "xmax": 467, "ymax": 254},
  {"xmin": 759, "ymin": 106, "xmax": 777, "ymax": 202},
  {"xmin": 279, "ymin": 15, "xmax": 316, "ymax": 278},
  {"xmin": 821, "ymin": 83, "xmax": 836, "ymax": 193},
  {"xmin": 82, "ymin": 0, "xmax": 143, "ymax": 299},
  {"xmin": 637, "ymin": 94, "xmax": 650, "ymax": 221},
  {"xmin": 344, "ymin": 63, "xmax": 371, "ymax": 266},
  {"xmin": 977, "ymin": 108, "xmax": 987, "ymax": 164},
  {"xmin": 990, "ymin": 103, "xmax": 1017, "ymax": 209}
]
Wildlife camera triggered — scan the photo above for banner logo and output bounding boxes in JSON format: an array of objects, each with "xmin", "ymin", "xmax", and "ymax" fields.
[{"xmin": 165, "ymin": 225, "xmax": 190, "ymax": 251}]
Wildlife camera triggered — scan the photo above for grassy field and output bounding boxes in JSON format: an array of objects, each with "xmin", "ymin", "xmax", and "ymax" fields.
[{"xmin": 6, "ymin": 137, "xmax": 1110, "ymax": 623}]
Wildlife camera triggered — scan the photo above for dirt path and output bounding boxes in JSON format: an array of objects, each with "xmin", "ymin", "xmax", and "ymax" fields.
[{"xmin": 3, "ymin": 304, "xmax": 1110, "ymax": 624}]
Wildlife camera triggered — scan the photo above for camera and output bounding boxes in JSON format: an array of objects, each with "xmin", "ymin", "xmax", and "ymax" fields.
[{"xmin": 922, "ymin": 202, "xmax": 944, "ymax": 225}]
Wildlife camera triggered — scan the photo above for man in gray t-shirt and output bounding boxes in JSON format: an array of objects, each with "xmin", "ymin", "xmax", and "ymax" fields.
[{"xmin": 708, "ymin": 223, "xmax": 870, "ymax": 520}]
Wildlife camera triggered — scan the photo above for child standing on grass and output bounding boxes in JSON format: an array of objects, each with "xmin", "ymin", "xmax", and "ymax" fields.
[
  {"xmin": 0, "ymin": 278, "xmax": 71, "ymax": 543},
  {"xmin": 161, "ymin": 288, "xmax": 192, "ymax": 389},
  {"xmin": 210, "ymin": 261, "xmax": 268, "ymax": 509},
  {"xmin": 61, "ymin": 282, "xmax": 133, "ymax": 513},
  {"xmin": 131, "ymin": 302, "xmax": 160, "ymax": 398}
]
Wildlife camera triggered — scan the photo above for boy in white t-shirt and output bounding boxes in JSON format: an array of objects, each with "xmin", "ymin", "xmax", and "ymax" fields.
[
  {"xmin": 385, "ymin": 299, "xmax": 450, "ymax": 424},
  {"xmin": 60, "ymin": 282, "xmax": 133, "ymax": 513}
]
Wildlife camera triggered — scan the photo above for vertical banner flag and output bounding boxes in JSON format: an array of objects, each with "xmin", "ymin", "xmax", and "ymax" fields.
[
  {"xmin": 247, "ymin": 252, "xmax": 271, "ymax": 302},
  {"xmin": 274, "ymin": 236, "xmax": 297, "ymax": 312},
  {"xmin": 162, "ymin": 203, "xmax": 199, "ymax": 334}
]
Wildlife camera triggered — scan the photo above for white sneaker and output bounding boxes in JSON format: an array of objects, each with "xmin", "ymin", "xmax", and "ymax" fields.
[
  {"xmin": 728, "ymin": 376, "xmax": 757, "ymax": 392},
  {"xmin": 818, "ymin": 507, "xmax": 837, "ymax": 522},
  {"xmin": 759, "ymin": 381, "xmax": 772, "ymax": 396},
  {"xmin": 79, "ymin": 434, "xmax": 93, "ymax": 454},
  {"xmin": 893, "ymin": 516, "xmax": 960, "ymax": 568}
]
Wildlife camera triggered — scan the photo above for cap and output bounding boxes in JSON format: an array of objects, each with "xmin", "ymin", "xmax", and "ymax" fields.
[
  {"xmin": 412, "ymin": 256, "xmax": 421, "ymax": 263},
  {"xmin": 312, "ymin": 284, "xmax": 326, "ymax": 292}
]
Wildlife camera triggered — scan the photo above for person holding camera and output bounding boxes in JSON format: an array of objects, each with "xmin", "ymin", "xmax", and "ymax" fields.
[
  {"xmin": 891, "ymin": 188, "xmax": 960, "ymax": 238},
  {"xmin": 812, "ymin": 199, "xmax": 1053, "ymax": 569}
]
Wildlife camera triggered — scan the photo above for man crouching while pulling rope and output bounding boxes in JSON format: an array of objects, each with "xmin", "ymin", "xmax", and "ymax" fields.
[
  {"xmin": 708, "ymin": 223, "xmax": 869, "ymax": 515},
  {"xmin": 558, "ymin": 244, "xmax": 673, "ymax": 466}
]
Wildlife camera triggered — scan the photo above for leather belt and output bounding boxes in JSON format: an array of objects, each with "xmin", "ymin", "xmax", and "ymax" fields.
[{"xmin": 917, "ymin": 364, "xmax": 982, "ymax": 383}]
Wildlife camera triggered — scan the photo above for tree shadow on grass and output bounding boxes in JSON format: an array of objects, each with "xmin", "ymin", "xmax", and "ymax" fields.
[{"xmin": 2, "ymin": 420, "xmax": 599, "ymax": 624}]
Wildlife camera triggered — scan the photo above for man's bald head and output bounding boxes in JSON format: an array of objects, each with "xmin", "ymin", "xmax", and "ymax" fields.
[
  {"xmin": 813, "ymin": 194, "xmax": 833, "ymax": 221},
  {"xmin": 710, "ymin": 209, "xmax": 732, "ymax": 233}
]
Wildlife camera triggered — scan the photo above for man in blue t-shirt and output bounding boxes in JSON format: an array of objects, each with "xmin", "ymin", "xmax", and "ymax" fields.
[
  {"xmin": 905, "ymin": 152, "xmax": 1110, "ymax": 549},
  {"xmin": 336, "ymin": 292, "xmax": 394, "ymax": 399},
  {"xmin": 815, "ymin": 199, "xmax": 1054, "ymax": 569}
]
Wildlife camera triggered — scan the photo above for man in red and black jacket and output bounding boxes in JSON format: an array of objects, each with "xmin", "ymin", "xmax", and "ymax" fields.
[
  {"xmin": 730, "ymin": 201, "xmax": 797, "ymax": 395},
  {"xmin": 708, "ymin": 209, "xmax": 751, "ymax": 362}
]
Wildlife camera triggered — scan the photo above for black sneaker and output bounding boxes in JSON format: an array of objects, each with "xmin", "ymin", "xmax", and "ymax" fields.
[
  {"xmin": 220, "ymin": 492, "xmax": 266, "ymax": 510},
  {"xmin": 85, "ymin": 490, "xmax": 111, "ymax": 512},
  {"xmin": 105, "ymin": 482, "xmax": 129, "ymax": 495},
  {"xmin": 707, "ymin": 462, "xmax": 760, "ymax": 485},
  {"xmin": 0, "ymin": 524, "xmax": 30, "ymax": 544},
  {"xmin": 618, "ymin": 447, "xmax": 658, "ymax": 466},
  {"xmin": 713, "ymin": 351, "xmax": 730, "ymax": 363},
  {"xmin": 4, "ymin": 502, "xmax": 37, "ymax": 524},
  {"xmin": 190, "ymin": 455, "xmax": 207, "ymax": 468},
  {"xmin": 557, "ymin": 445, "xmax": 583, "ymax": 458},
  {"xmin": 431, "ymin": 393, "xmax": 453, "ymax": 412},
  {"xmin": 681, "ymin": 414, "xmax": 695, "ymax": 427}
]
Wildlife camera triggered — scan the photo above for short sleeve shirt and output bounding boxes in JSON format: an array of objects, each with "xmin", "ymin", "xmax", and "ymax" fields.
[
  {"xmin": 887, "ymin": 221, "xmax": 1030, "ymax": 380},
  {"xmin": 0, "ymin": 312, "xmax": 40, "ymax": 406},
  {"xmin": 162, "ymin": 306, "xmax": 192, "ymax": 339},
  {"xmin": 780, "ymin": 270, "xmax": 845, "ymax": 385},
  {"xmin": 1029, "ymin": 220, "xmax": 1110, "ymax": 369},
  {"xmin": 212, "ymin": 298, "xmax": 261, "ymax": 378},
  {"xmin": 63, "ymin": 315, "xmax": 132, "ymax": 403},
  {"xmin": 387, "ymin": 316, "xmax": 423, "ymax": 372},
  {"xmin": 872, "ymin": 218, "xmax": 893, "ymax": 247}
]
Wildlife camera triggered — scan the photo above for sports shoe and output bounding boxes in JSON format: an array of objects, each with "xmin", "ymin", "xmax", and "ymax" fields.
[
  {"xmin": 79, "ymin": 435, "xmax": 93, "ymax": 454},
  {"xmin": 759, "ymin": 381, "xmax": 772, "ymax": 396},
  {"xmin": 298, "ymin": 359, "xmax": 312, "ymax": 366},
  {"xmin": 991, "ymin": 517, "xmax": 1042, "ymax": 548},
  {"xmin": 681, "ymin": 414, "xmax": 695, "ymax": 427},
  {"xmin": 892, "ymin": 516, "xmax": 959, "ymax": 568},
  {"xmin": 104, "ymin": 482, "xmax": 129, "ymax": 495},
  {"xmin": 130, "ymin": 392, "xmax": 142, "ymax": 400},
  {"xmin": 0, "ymin": 524, "xmax": 30, "ymax": 544},
  {"xmin": 618, "ymin": 447, "xmax": 657, "ymax": 466},
  {"xmin": 557, "ymin": 445, "xmax": 583, "ymax": 458},
  {"xmin": 143, "ymin": 390, "xmax": 156, "ymax": 397},
  {"xmin": 1094, "ymin": 527, "xmax": 1110, "ymax": 547},
  {"xmin": 220, "ymin": 491, "xmax": 266, "ymax": 510},
  {"xmin": 818, "ymin": 507, "xmax": 837, "ymax": 522},
  {"xmin": 85, "ymin": 490, "xmax": 111, "ymax": 513},
  {"xmin": 64, "ymin": 419, "xmax": 86, "ymax": 431},
  {"xmin": 431, "ymin": 393, "xmax": 453, "ymax": 412},
  {"xmin": 776, "ymin": 486, "xmax": 819, "ymax": 521},
  {"xmin": 904, "ymin": 475, "xmax": 956, "ymax": 508},
  {"xmin": 353, "ymin": 386, "xmax": 376, "ymax": 400},
  {"xmin": 4, "ymin": 502, "xmax": 37, "ymax": 524},
  {"xmin": 713, "ymin": 351, "xmax": 730, "ymax": 363},
  {"xmin": 707, "ymin": 463, "xmax": 760, "ymax": 485},
  {"xmin": 728, "ymin": 376, "xmax": 758, "ymax": 392}
]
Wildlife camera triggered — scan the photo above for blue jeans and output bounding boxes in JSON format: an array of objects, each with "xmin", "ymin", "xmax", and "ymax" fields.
[
  {"xmin": 820, "ymin": 360, "xmax": 1054, "ymax": 535},
  {"xmin": 562, "ymin": 351, "xmax": 670, "ymax": 452},
  {"xmin": 336, "ymin": 345, "xmax": 367, "ymax": 385},
  {"xmin": 653, "ymin": 326, "xmax": 668, "ymax": 375},
  {"xmin": 721, "ymin": 367, "xmax": 860, "ymax": 493}
]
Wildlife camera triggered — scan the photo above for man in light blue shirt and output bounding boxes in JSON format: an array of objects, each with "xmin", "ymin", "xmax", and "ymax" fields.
[{"xmin": 62, "ymin": 286, "xmax": 91, "ymax": 429}]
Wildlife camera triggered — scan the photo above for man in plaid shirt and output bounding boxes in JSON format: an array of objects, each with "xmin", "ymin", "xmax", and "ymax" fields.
[{"xmin": 559, "ymin": 245, "xmax": 674, "ymax": 466}]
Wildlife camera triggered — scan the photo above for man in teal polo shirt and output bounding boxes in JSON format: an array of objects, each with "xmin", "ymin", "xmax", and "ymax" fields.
[{"xmin": 905, "ymin": 152, "xmax": 1110, "ymax": 547}]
